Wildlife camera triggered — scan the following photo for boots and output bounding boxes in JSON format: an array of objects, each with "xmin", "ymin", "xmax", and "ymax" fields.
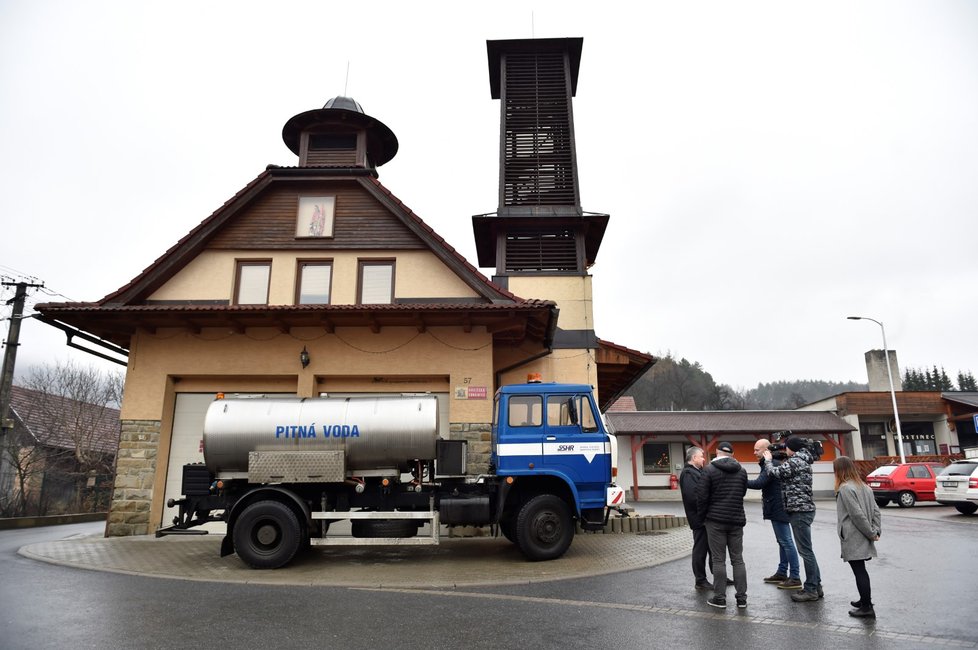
[{"xmin": 848, "ymin": 604, "xmax": 875, "ymax": 618}]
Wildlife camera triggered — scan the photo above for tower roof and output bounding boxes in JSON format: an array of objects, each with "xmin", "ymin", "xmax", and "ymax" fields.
[{"xmin": 281, "ymin": 96, "xmax": 398, "ymax": 167}]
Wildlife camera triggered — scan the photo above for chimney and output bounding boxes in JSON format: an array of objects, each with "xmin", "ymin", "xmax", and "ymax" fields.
[{"xmin": 865, "ymin": 350, "xmax": 902, "ymax": 392}]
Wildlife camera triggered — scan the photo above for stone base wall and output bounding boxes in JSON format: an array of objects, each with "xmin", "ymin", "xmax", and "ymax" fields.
[
  {"xmin": 450, "ymin": 422, "xmax": 491, "ymax": 474},
  {"xmin": 106, "ymin": 420, "xmax": 161, "ymax": 537}
]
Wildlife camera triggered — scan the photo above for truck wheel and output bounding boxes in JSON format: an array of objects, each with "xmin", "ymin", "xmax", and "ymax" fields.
[
  {"xmin": 233, "ymin": 500, "xmax": 302, "ymax": 569},
  {"xmin": 515, "ymin": 494, "xmax": 573, "ymax": 561}
]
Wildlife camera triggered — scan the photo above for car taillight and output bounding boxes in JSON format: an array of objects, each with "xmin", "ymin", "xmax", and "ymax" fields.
[{"xmin": 969, "ymin": 478, "xmax": 978, "ymax": 489}]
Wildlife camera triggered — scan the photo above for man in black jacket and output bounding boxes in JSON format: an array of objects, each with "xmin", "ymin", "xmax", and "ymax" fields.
[
  {"xmin": 696, "ymin": 441, "xmax": 749, "ymax": 609},
  {"xmin": 679, "ymin": 446, "xmax": 711, "ymax": 590}
]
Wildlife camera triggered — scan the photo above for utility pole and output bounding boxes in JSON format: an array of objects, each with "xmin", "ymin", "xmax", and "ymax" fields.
[{"xmin": 1, "ymin": 280, "xmax": 44, "ymax": 435}]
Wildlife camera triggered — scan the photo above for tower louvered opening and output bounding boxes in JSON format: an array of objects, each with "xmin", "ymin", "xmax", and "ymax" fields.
[
  {"xmin": 504, "ymin": 230, "xmax": 581, "ymax": 273},
  {"xmin": 501, "ymin": 52, "xmax": 579, "ymax": 209}
]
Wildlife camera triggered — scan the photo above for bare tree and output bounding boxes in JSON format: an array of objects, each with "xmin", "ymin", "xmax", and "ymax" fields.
[
  {"xmin": 22, "ymin": 361, "xmax": 123, "ymax": 477},
  {"xmin": 0, "ymin": 432, "xmax": 53, "ymax": 516},
  {"xmin": 0, "ymin": 361, "xmax": 124, "ymax": 514}
]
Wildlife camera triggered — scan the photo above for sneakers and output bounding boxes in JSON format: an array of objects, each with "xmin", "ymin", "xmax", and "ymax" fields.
[
  {"xmin": 707, "ymin": 596, "xmax": 727, "ymax": 609},
  {"xmin": 736, "ymin": 596, "xmax": 747, "ymax": 609},
  {"xmin": 791, "ymin": 590, "xmax": 820, "ymax": 602},
  {"xmin": 763, "ymin": 573, "xmax": 788, "ymax": 583},
  {"xmin": 695, "ymin": 580, "xmax": 714, "ymax": 590},
  {"xmin": 817, "ymin": 585, "xmax": 824, "ymax": 599},
  {"xmin": 777, "ymin": 578, "xmax": 803, "ymax": 590}
]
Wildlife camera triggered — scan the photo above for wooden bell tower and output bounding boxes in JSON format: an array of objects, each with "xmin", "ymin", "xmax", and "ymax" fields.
[{"xmin": 473, "ymin": 37, "xmax": 609, "ymax": 387}]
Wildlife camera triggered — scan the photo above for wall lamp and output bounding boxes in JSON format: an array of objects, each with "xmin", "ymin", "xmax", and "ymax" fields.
[{"xmin": 300, "ymin": 346, "xmax": 310, "ymax": 369}]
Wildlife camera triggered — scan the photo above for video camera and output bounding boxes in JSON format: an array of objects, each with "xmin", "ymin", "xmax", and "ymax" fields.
[
  {"xmin": 769, "ymin": 430, "xmax": 824, "ymax": 459},
  {"xmin": 768, "ymin": 430, "xmax": 792, "ymax": 452}
]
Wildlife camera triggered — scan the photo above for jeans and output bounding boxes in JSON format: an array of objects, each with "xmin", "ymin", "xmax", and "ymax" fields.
[
  {"xmin": 771, "ymin": 519, "xmax": 800, "ymax": 579},
  {"xmin": 691, "ymin": 526, "xmax": 711, "ymax": 584},
  {"xmin": 789, "ymin": 510, "xmax": 821, "ymax": 593},
  {"xmin": 705, "ymin": 520, "xmax": 747, "ymax": 599}
]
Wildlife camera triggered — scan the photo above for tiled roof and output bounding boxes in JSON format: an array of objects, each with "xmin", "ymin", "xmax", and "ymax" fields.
[
  {"xmin": 606, "ymin": 396, "xmax": 637, "ymax": 412},
  {"xmin": 605, "ymin": 410, "xmax": 855, "ymax": 434},
  {"xmin": 9, "ymin": 386, "xmax": 120, "ymax": 455}
]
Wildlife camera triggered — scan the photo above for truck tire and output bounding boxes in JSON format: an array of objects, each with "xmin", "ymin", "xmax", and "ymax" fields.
[
  {"xmin": 515, "ymin": 494, "xmax": 573, "ymax": 561},
  {"xmin": 352, "ymin": 519, "xmax": 418, "ymax": 538},
  {"xmin": 233, "ymin": 500, "xmax": 302, "ymax": 569}
]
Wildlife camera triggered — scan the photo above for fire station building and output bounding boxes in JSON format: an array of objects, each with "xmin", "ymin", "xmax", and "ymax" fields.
[{"xmin": 36, "ymin": 37, "xmax": 653, "ymax": 536}]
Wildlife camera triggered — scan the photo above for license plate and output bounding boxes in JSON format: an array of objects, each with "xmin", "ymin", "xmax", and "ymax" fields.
[
  {"xmin": 943, "ymin": 482, "xmax": 958, "ymax": 488},
  {"xmin": 869, "ymin": 482, "xmax": 880, "ymax": 487}
]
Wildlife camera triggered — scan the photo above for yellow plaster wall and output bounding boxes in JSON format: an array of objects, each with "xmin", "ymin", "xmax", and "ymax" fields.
[
  {"xmin": 147, "ymin": 250, "xmax": 479, "ymax": 304},
  {"xmin": 120, "ymin": 326, "xmax": 495, "ymax": 423},
  {"xmin": 507, "ymin": 275, "xmax": 593, "ymax": 330}
]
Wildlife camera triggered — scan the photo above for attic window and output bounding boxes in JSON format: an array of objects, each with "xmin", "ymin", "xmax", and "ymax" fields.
[{"xmin": 295, "ymin": 197, "xmax": 335, "ymax": 238}]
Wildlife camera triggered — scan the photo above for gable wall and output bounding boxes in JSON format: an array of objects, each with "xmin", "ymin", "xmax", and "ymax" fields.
[
  {"xmin": 147, "ymin": 249, "xmax": 479, "ymax": 304},
  {"xmin": 208, "ymin": 181, "xmax": 426, "ymax": 250}
]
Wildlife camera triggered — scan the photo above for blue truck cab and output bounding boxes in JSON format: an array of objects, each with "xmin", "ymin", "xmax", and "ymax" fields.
[{"xmin": 489, "ymin": 379, "xmax": 624, "ymax": 559}]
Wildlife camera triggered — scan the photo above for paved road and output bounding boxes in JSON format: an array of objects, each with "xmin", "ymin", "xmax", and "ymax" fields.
[{"xmin": 3, "ymin": 501, "xmax": 976, "ymax": 649}]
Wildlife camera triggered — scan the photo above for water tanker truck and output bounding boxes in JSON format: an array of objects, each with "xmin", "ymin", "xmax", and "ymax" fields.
[{"xmin": 158, "ymin": 379, "xmax": 625, "ymax": 568}]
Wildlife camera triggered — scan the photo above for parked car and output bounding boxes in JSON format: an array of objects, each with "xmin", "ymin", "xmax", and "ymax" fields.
[
  {"xmin": 866, "ymin": 462, "xmax": 946, "ymax": 508},
  {"xmin": 935, "ymin": 458, "xmax": 978, "ymax": 515}
]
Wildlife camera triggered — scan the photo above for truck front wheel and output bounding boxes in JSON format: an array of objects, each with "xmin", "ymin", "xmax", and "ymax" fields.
[
  {"xmin": 233, "ymin": 500, "xmax": 302, "ymax": 569},
  {"xmin": 515, "ymin": 494, "xmax": 573, "ymax": 561}
]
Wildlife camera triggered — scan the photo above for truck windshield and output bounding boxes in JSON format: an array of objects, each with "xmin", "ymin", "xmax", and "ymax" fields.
[{"xmin": 509, "ymin": 396, "xmax": 542, "ymax": 427}]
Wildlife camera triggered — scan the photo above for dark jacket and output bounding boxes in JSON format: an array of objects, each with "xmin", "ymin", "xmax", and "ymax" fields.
[
  {"xmin": 763, "ymin": 447, "xmax": 816, "ymax": 512},
  {"xmin": 747, "ymin": 457, "xmax": 790, "ymax": 523},
  {"xmin": 679, "ymin": 463, "xmax": 706, "ymax": 529},
  {"xmin": 696, "ymin": 456, "xmax": 748, "ymax": 526}
]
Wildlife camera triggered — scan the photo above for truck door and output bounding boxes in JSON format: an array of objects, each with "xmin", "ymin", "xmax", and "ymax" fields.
[
  {"xmin": 541, "ymin": 393, "xmax": 610, "ymax": 510},
  {"xmin": 494, "ymin": 394, "xmax": 545, "ymax": 474}
]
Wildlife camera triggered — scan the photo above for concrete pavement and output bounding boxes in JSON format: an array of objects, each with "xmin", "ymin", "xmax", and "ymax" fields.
[{"xmin": 18, "ymin": 504, "xmax": 692, "ymax": 588}]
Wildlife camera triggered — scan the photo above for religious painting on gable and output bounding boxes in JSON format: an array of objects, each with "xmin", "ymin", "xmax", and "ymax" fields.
[{"xmin": 296, "ymin": 196, "xmax": 335, "ymax": 238}]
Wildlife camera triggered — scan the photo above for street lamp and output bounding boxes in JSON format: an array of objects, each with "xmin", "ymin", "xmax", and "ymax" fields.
[{"xmin": 847, "ymin": 316, "xmax": 906, "ymax": 463}]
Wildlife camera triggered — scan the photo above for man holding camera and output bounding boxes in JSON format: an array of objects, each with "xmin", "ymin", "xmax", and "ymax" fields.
[{"xmin": 762, "ymin": 436, "xmax": 823, "ymax": 602}]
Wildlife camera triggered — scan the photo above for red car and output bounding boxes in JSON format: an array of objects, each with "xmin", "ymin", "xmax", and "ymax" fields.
[{"xmin": 866, "ymin": 462, "xmax": 947, "ymax": 507}]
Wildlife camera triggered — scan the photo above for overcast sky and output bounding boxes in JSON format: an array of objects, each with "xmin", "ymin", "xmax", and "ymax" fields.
[{"xmin": 2, "ymin": 0, "xmax": 976, "ymax": 391}]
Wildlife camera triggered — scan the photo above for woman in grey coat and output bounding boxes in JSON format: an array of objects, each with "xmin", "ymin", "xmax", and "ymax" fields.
[{"xmin": 834, "ymin": 456, "xmax": 881, "ymax": 618}]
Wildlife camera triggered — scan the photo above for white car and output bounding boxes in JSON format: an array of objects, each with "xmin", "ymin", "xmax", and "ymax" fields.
[{"xmin": 934, "ymin": 459, "xmax": 978, "ymax": 515}]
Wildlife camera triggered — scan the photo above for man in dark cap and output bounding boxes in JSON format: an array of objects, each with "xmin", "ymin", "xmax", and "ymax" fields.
[
  {"xmin": 696, "ymin": 441, "xmax": 749, "ymax": 609},
  {"xmin": 763, "ymin": 436, "xmax": 822, "ymax": 602}
]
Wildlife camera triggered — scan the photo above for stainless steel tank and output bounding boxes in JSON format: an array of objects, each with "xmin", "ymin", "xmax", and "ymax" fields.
[{"xmin": 202, "ymin": 395, "xmax": 439, "ymax": 473}]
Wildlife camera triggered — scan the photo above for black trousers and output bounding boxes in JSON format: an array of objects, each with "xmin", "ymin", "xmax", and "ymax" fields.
[{"xmin": 691, "ymin": 526, "xmax": 711, "ymax": 583}]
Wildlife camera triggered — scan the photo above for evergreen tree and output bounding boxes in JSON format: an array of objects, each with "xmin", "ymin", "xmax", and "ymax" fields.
[{"xmin": 958, "ymin": 371, "xmax": 978, "ymax": 391}]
